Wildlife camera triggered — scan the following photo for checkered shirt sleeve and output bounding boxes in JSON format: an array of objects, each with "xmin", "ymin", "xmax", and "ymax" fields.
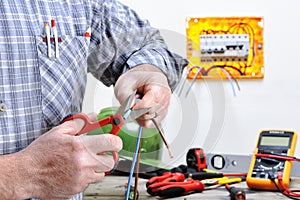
[{"xmin": 0, "ymin": 0, "xmax": 187, "ymax": 199}]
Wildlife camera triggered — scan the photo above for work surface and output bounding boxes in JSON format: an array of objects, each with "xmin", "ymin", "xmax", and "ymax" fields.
[{"xmin": 83, "ymin": 175, "xmax": 300, "ymax": 200}]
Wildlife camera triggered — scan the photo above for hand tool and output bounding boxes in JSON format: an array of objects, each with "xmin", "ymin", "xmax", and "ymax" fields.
[
  {"xmin": 146, "ymin": 172, "xmax": 186, "ymax": 187},
  {"xmin": 186, "ymin": 148, "xmax": 206, "ymax": 172},
  {"xmin": 146, "ymin": 172, "xmax": 186, "ymax": 195},
  {"xmin": 146, "ymin": 171, "xmax": 227, "ymax": 196},
  {"xmin": 146, "ymin": 170, "xmax": 246, "ymax": 198},
  {"xmin": 202, "ymin": 177, "xmax": 245, "ymax": 187},
  {"xmin": 62, "ymin": 91, "xmax": 149, "ymax": 136},
  {"xmin": 148, "ymin": 179, "xmax": 205, "ymax": 198},
  {"xmin": 62, "ymin": 90, "xmax": 150, "ymax": 170},
  {"xmin": 146, "ymin": 170, "xmax": 245, "ymax": 188},
  {"xmin": 225, "ymin": 184, "xmax": 246, "ymax": 200}
]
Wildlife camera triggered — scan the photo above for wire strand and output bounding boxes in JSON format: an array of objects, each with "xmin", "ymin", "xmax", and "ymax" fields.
[
  {"xmin": 219, "ymin": 68, "xmax": 237, "ymax": 97},
  {"xmin": 125, "ymin": 126, "xmax": 143, "ymax": 200}
]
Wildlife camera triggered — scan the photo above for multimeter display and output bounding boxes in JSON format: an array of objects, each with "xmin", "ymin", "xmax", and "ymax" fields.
[
  {"xmin": 260, "ymin": 136, "xmax": 290, "ymax": 147},
  {"xmin": 246, "ymin": 130, "xmax": 297, "ymax": 190}
]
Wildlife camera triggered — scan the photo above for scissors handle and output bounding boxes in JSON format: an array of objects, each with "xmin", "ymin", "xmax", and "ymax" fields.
[
  {"xmin": 62, "ymin": 113, "xmax": 124, "ymax": 136},
  {"xmin": 62, "ymin": 113, "xmax": 124, "ymax": 175}
]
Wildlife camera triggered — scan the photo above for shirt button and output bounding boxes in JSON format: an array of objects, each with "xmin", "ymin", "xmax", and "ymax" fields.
[{"xmin": 0, "ymin": 103, "xmax": 6, "ymax": 112}]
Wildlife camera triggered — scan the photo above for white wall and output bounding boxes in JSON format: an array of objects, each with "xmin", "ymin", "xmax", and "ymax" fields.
[{"xmin": 82, "ymin": 0, "xmax": 300, "ymax": 167}]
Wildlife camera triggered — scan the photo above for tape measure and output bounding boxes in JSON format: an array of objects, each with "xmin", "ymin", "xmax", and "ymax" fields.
[{"xmin": 186, "ymin": 148, "xmax": 207, "ymax": 172}]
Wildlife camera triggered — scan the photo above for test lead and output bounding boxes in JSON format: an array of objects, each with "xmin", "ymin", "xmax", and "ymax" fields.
[{"xmin": 44, "ymin": 23, "xmax": 51, "ymax": 57}]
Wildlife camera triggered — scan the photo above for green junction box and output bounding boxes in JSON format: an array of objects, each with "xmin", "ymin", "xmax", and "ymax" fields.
[{"xmin": 87, "ymin": 107, "xmax": 162, "ymax": 161}]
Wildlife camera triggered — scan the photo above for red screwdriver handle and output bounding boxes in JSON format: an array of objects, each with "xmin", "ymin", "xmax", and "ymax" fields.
[
  {"xmin": 147, "ymin": 172, "xmax": 173, "ymax": 187},
  {"xmin": 147, "ymin": 174, "xmax": 186, "ymax": 196},
  {"xmin": 146, "ymin": 172, "xmax": 185, "ymax": 187},
  {"xmin": 157, "ymin": 180, "xmax": 205, "ymax": 198}
]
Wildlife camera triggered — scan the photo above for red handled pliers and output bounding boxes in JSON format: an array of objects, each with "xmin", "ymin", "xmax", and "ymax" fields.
[{"xmin": 147, "ymin": 176, "xmax": 204, "ymax": 198}]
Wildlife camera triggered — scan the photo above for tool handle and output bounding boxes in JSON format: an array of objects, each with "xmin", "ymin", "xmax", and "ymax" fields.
[
  {"xmin": 157, "ymin": 180, "xmax": 204, "ymax": 198},
  {"xmin": 189, "ymin": 172, "xmax": 223, "ymax": 180},
  {"xmin": 61, "ymin": 113, "xmax": 123, "ymax": 175},
  {"xmin": 146, "ymin": 172, "xmax": 172, "ymax": 187},
  {"xmin": 146, "ymin": 172, "xmax": 185, "ymax": 187},
  {"xmin": 229, "ymin": 186, "xmax": 246, "ymax": 200},
  {"xmin": 62, "ymin": 113, "xmax": 124, "ymax": 136},
  {"xmin": 146, "ymin": 173, "xmax": 186, "ymax": 196}
]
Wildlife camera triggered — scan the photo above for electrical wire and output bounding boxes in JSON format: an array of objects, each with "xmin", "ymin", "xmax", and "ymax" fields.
[
  {"xmin": 174, "ymin": 67, "xmax": 189, "ymax": 96},
  {"xmin": 185, "ymin": 66, "xmax": 202, "ymax": 98},
  {"xmin": 271, "ymin": 177, "xmax": 300, "ymax": 200},
  {"xmin": 219, "ymin": 68, "xmax": 237, "ymax": 97},
  {"xmin": 175, "ymin": 66, "xmax": 201, "ymax": 97},
  {"xmin": 125, "ymin": 126, "xmax": 143, "ymax": 200},
  {"xmin": 151, "ymin": 118, "xmax": 173, "ymax": 158},
  {"xmin": 227, "ymin": 70, "xmax": 241, "ymax": 91},
  {"xmin": 133, "ymin": 136, "xmax": 142, "ymax": 200},
  {"xmin": 205, "ymin": 65, "xmax": 243, "ymax": 76},
  {"xmin": 265, "ymin": 157, "xmax": 300, "ymax": 200},
  {"xmin": 256, "ymin": 153, "xmax": 300, "ymax": 162}
]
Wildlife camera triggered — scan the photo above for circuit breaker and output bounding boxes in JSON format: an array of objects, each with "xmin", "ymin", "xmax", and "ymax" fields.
[{"xmin": 186, "ymin": 17, "xmax": 264, "ymax": 79}]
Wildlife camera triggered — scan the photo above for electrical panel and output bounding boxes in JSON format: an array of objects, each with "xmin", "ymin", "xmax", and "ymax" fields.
[{"xmin": 186, "ymin": 17, "xmax": 264, "ymax": 79}]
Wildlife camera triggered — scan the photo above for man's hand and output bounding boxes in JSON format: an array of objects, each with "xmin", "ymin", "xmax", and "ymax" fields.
[
  {"xmin": 4, "ymin": 113, "xmax": 122, "ymax": 199},
  {"xmin": 114, "ymin": 64, "xmax": 172, "ymax": 128}
]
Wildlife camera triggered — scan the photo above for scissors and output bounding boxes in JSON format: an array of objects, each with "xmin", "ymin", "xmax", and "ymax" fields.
[{"xmin": 61, "ymin": 90, "xmax": 150, "ymax": 172}]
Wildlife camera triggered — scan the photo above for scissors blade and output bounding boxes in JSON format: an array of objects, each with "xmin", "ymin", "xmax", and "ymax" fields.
[
  {"xmin": 116, "ymin": 90, "xmax": 137, "ymax": 115},
  {"xmin": 125, "ymin": 107, "xmax": 150, "ymax": 123}
]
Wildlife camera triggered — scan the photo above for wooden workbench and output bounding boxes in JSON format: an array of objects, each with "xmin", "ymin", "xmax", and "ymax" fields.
[{"xmin": 83, "ymin": 175, "xmax": 300, "ymax": 200}]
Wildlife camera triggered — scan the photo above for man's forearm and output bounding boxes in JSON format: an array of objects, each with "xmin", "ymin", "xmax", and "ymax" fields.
[{"xmin": 0, "ymin": 152, "xmax": 32, "ymax": 199}]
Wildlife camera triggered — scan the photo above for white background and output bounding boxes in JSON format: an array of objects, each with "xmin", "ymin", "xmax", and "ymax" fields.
[{"xmin": 82, "ymin": 0, "xmax": 300, "ymax": 167}]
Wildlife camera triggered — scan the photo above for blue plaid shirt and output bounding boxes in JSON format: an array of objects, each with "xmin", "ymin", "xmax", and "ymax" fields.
[{"xmin": 0, "ymin": 0, "xmax": 186, "ymax": 199}]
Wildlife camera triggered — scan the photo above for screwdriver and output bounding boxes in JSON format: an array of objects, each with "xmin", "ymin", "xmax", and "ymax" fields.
[
  {"xmin": 147, "ymin": 172, "xmax": 185, "ymax": 195},
  {"xmin": 147, "ymin": 172, "xmax": 224, "ymax": 196},
  {"xmin": 147, "ymin": 171, "xmax": 224, "ymax": 188},
  {"xmin": 156, "ymin": 179, "xmax": 205, "ymax": 198},
  {"xmin": 225, "ymin": 184, "xmax": 246, "ymax": 200},
  {"xmin": 146, "ymin": 172, "xmax": 185, "ymax": 187}
]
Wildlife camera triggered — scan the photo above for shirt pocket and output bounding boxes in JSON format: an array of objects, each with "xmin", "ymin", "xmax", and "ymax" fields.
[{"xmin": 35, "ymin": 35, "xmax": 90, "ymax": 127}]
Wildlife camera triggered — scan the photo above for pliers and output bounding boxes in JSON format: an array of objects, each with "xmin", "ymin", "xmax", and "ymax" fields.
[
  {"xmin": 62, "ymin": 90, "xmax": 150, "ymax": 169},
  {"xmin": 147, "ymin": 177, "xmax": 205, "ymax": 198},
  {"xmin": 146, "ymin": 171, "xmax": 245, "ymax": 198}
]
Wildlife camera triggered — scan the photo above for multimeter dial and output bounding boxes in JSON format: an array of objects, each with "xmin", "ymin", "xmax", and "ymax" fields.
[
  {"xmin": 246, "ymin": 130, "xmax": 297, "ymax": 190},
  {"xmin": 251, "ymin": 157, "xmax": 285, "ymax": 179}
]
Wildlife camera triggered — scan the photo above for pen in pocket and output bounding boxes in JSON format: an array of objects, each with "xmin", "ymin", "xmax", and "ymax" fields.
[
  {"xmin": 44, "ymin": 23, "xmax": 51, "ymax": 57},
  {"xmin": 51, "ymin": 19, "xmax": 59, "ymax": 58},
  {"xmin": 84, "ymin": 27, "xmax": 91, "ymax": 38}
]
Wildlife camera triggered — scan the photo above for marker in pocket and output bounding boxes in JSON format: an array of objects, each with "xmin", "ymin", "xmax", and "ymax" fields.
[
  {"xmin": 84, "ymin": 27, "xmax": 91, "ymax": 38},
  {"xmin": 43, "ymin": 20, "xmax": 62, "ymax": 58},
  {"xmin": 51, "ymin": 19, "xmax": 59, "ymax": 58},
  {"xmin": 44, "ymin": 23, "xmax": 51, "ymax": 57}
]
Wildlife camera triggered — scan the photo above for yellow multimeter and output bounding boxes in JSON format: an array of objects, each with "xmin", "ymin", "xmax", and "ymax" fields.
[{"xmin": 246, "ymin": 130, "xmax": 297, "ymax": 190}]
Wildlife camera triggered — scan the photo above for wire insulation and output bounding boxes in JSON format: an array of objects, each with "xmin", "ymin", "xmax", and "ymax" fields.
[{"xmin": 125, "ymin": 126, "xmax": 143, "ymax": 200}]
